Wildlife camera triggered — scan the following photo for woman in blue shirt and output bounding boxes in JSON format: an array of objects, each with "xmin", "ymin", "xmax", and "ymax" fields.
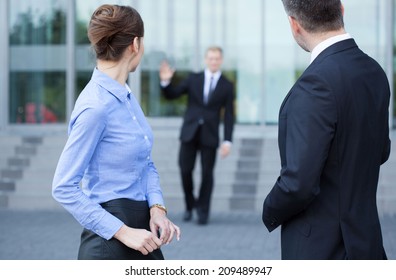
[{"xmin": 52, "ymin": 4, "xmax": 180, "ymax": 260}]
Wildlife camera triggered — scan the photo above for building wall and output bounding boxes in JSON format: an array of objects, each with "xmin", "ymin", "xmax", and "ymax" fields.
[{"xmin": 0, "ymin": 0, "xmax": 394, "ymax": 131}]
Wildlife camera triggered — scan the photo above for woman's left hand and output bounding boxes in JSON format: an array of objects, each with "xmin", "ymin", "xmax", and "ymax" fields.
[{"xmin": 150, "ymin": 207, "xmax": 181, "ymax": 245}]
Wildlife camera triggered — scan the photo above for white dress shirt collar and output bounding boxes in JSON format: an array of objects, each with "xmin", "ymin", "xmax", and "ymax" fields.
[
  {"xmin": 310, "ymin": 33, "xmax": 352, "ymax": 64},
  {"xmin": 203, "ymin": 69, "xmax": 221, "ymax": 103},
  {"xmin": 205, "ymin": 68, "xmax": 221, "ymax": 81}
]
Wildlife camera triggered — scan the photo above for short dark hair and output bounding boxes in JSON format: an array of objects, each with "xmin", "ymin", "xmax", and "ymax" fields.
[
  {"xmin": 281, "ymin": 0, "xmax": 344, "ymax": 33},
  {"xmin": 88, "ymin": 4, "xmax": 144, "ymax": 61}
]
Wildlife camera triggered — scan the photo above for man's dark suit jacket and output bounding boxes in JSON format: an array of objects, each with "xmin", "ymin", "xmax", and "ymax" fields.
[
  {"xmin": 161, "ymin": 72, "xmax": 234, "ymax": 148},
  {"xmin": 262, "ymin": 39, "xmax": 391, "ymax": 260}
]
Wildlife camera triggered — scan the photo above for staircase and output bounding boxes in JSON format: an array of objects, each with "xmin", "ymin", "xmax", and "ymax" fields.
[
  {"xmin": 230, "ymin": 138, "xmax": 264, "ymax": 211},
  {"xmin": 0, "ymin": 136, "xmax": 44, "ymax": 207},
  {"xmin": 1, "ymin": 122, "xmax": 395, "ymax": 215},
  {"xmin": 0, "ymin": 121, "xmax": 277, "ymax": 212},
  {"xmin": 0, "ymin": 135, "xmax": 66, "ymax": 209},
  {"xmin": 0, "ymin": 135, "xmax": 21, "ymax": 206}
]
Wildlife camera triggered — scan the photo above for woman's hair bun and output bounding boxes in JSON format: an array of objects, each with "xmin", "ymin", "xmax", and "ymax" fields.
[{"xmin": 88, "ymin": 4, "xmax": 144, "ymax": 61}]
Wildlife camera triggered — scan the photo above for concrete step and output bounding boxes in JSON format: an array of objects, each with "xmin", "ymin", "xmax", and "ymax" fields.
[
  {"xmin": 0, "ymin": 135, "xmax": 22, "ymax": 168},
  {"xmin": 22, "ymin": 136, "xmax": 43, "ymax": 145},
  {"xmin": 0, "ymin": 194, "xmax": 8, "ymax": 208},
  {"xmin": 229, "ymin": 196, "xmax": 258, "ymax": 211},
  {"xmin": 7, "ymin": 157, "xmax": 30, "ymax": 168},
  {"xmin": 1, "ymin": 168, "xmax": 24, "ymax": 180},
  {"xmin": 0, "ymin": 136, "xmax": 22, "ymax": 146},
  {"xmin": 0, "ymin": 180, "xmax": 15, "ymax": 192}
]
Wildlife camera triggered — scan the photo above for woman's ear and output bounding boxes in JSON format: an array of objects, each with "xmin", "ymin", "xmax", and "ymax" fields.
[{"xmin": 132, "ymin": 37, "xmax": 139, "ymax": 52}]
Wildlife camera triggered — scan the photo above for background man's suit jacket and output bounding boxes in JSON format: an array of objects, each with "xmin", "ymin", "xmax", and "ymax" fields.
[
  {"xmin": 262, "ymin": 39, "xmax": 391, "ymax": 259},
  {"xmin": 162, "ymin": 72, "xmax": 234, "ymax": 148}
]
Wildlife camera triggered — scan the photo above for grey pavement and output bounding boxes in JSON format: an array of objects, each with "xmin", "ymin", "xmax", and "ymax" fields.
[{"xmin": 0, "ymin": 208, "xmax": 395, "ymax": 260}]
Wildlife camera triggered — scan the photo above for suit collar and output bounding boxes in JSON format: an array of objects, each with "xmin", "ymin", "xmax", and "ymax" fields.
[
  {"xmin": 310, "ymin": 38, "xmax": 357, "ymax": 66},
  {"xmin": 279, "ymin": 39, "xmax": 358, "ymax": 113},
  {"xmin": 310, "ymin": 33, "xmax": 352, "ymax": 63}
]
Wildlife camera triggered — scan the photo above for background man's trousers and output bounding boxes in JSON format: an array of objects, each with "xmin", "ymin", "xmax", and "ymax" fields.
[{"xmin": 178, "ymin": 126, "xmax": 217, "ymax": 223}]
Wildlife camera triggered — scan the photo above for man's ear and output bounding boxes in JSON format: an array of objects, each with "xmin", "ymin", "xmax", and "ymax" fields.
[
  {"xmin": 341, "ymin": 3, "xmax": 345, "ymax": 16},
  {"xmin": 288, "ymin": 16, "xmax": 301, "ymax": 35}
]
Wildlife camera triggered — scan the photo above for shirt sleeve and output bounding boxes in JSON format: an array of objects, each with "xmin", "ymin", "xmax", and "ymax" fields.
[
  {"xmin": 52, "ymin": 105, "xmax": 124, "ymax": 240},
  {"xmin": 160, "ymin": 80, "xmax": 171, "ymax": 87},
  {"xmin": 145, "ymin": 160, "xmax": 165, "ymax": 208}
]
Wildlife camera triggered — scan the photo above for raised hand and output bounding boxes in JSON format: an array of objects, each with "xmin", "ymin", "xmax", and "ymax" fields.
[{"xmin": 159, "ymin": 60, "xmax": 175, "ymax": 82}]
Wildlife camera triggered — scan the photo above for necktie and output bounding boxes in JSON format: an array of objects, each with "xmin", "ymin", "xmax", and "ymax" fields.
[{"xmin": 205, "ymin": 76, "xmax": 214, "ymax": 104}]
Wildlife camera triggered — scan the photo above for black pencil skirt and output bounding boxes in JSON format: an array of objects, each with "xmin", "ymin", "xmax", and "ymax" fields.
[{"xmin": 77, "ymin": 198, "xmax": 164, "ymax": 260}]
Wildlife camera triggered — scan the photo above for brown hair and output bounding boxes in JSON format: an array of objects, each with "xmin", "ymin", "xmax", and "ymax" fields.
[{"xmin": 88, "ymin": 4, "xmax": 144, "ymax": 61}]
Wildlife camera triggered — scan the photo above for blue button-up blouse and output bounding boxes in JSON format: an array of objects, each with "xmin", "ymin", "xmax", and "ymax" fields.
[{"xmin": 52, "ymin": 68, "xmax": 165, "ymax": 240}]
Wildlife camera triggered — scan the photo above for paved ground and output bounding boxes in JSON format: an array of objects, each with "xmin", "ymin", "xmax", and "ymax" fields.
[{"xmin": 0, "ymin": 209, "xmax": 395, "ymax": 260}]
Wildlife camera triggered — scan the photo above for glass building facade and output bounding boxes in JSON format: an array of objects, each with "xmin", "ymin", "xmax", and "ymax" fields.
[{"xmin": 0, "ymin": 0, "xmax": 395, "ymax": 131}]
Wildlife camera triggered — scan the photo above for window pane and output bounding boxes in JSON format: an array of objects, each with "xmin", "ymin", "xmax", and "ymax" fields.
[
  {"xmin": 221, "ymin": 0, "xmax": 263, "ymax": 123},
  {"xmin": 9, "ymin": 0, "xmax": 67, "ymax": 124},
  {"xmin": 9, "ymin": 0, "xmax": 66, "ymax": 45},
  {"xmin": 9, "ymin": 72, "xmax": 65, "ymax": 123},
  {"xmin": 139, "ymin": 0, "xmax": 196, "ymax": 116}
]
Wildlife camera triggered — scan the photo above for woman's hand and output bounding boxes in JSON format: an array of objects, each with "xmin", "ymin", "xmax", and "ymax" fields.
[
  {"xmin": 113, "ymin": 224, "xmax": 163, "ymax": 255},
  {"xmin": 149, "ymin": 207, "xmax": 181, "ymax": 245}
]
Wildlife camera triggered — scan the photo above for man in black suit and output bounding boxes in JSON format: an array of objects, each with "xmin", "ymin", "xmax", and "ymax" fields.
[
  {"xmin": 160, "ymin": 46, "xmax": 235, "ymax": 225},
  {"xmin": 262, "ymin": 0, "xmax": 391, "ymax": 259}
]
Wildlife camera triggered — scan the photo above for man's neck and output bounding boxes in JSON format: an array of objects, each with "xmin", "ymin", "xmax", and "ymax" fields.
[
  {"xmin": 308, "ymin": 29, "xmax": 347, "ymax": 52},
  {"xmin": 309, "ymin": 30, "xmax": 351, "ymax": 63}
]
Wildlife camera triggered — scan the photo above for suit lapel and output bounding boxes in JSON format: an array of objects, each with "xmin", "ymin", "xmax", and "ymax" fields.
[
  {"xmin": 207, "ymin": 75, "xmax": 223, "ymax": 105},
  {"xmin": 198, "ymin": 73, "xmax": 205, "ymax": 104}
]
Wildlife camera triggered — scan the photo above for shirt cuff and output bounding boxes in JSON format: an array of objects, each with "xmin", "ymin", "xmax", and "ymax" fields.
[
  {"xmin": 93, "ymin": 211, "xmax": 124, "ymax": 240},
  {"xmin": 160, "ymin": 80, "xmax": 171, "ymax": 87},
  {"xmin": 222, "ymin": 141, "xmax": 232, "ymax": 147},
  {"xmin": 147, "ymin": 193, "xmax": 165, "ymax": 209}
]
